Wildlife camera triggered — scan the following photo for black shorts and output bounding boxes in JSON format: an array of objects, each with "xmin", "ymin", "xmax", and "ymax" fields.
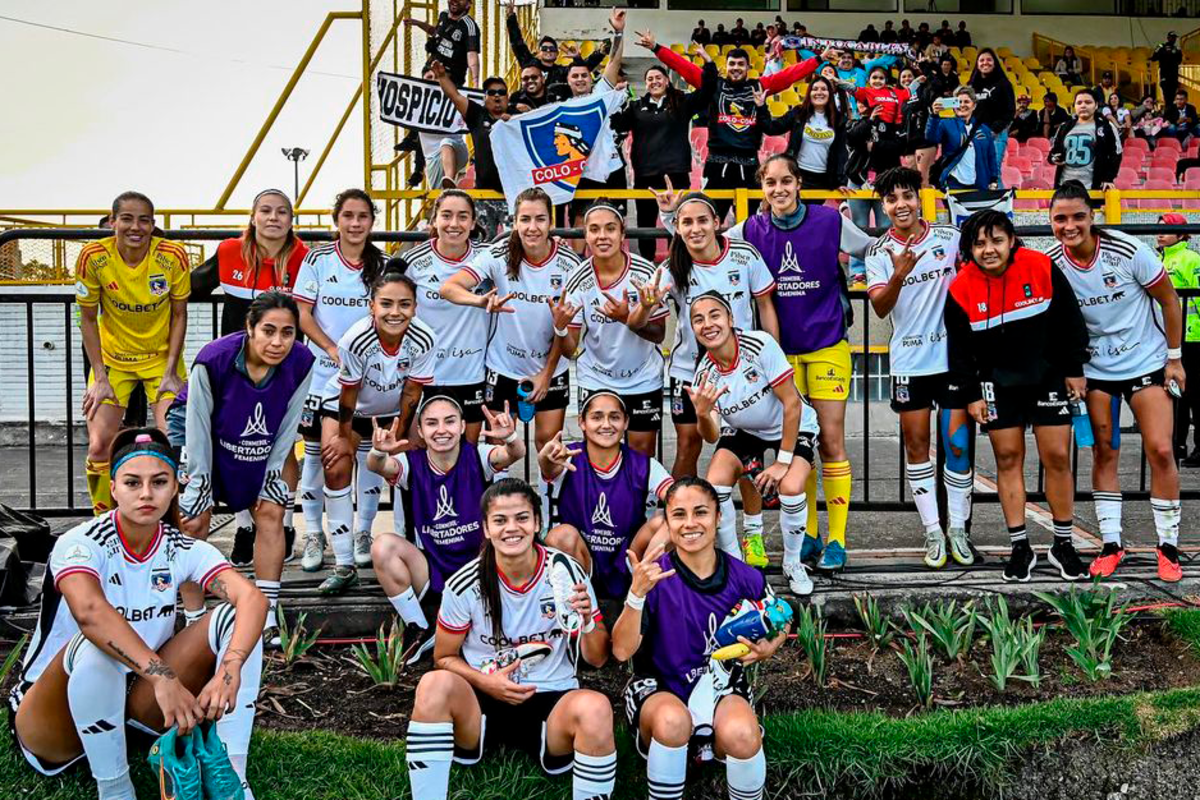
[
  {"xmin": 579, "ymin": 386, "xmax": 663, "ymax": 433},
  {"xmin": 715, "ymin": 428, "xmax": 817, "ymax": 469},
  {"xmin": 623, "ymin": 672, "xmax": 752, "ymax": 762},
  {"xmin": 318, "ymin": 407, "xmax": 397, "ymax": 440},
  {"xmin": 299, "ymin": 393, "xmax": 330, "ymax": 439},
  {"xmin": 453, "ymin": 688, "xmax": 572, "ymax": 774},
  {"xmin": 982, "ymin": 378, "xmax": 1071, "ymax": 432},
  {"xmin": 423, "ymin": 382, "xmax": 487, "ymax": 424},
  {"xmin": 669, "ymin": 378, "xmax": 697, "ymax": 425},
  {"xmin": 890, "ymin": 373, "xmax": 971, "ymax": 413},
  {"xmin": 1087, "ymin": 368, "xmax": 1165, "ymax": 405},
  {"xmin": 486, "ymin": 370, "xmax": 570, "ymax": 414}
]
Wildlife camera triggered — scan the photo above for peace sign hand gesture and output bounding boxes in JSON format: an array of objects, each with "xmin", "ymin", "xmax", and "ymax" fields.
[
  {"xmin": 599, "ymin": 290, "xmax": 631, "ymax": 323},
  {"xmin": 752, "ymin": 84, "xmax": 768, "ymax": 108},
  {"xmin": 635, "ymin": 30, "xmax": 656, "ymax": 51},
  {"xmin": 480, "ymin": 402, "xmax": 517, "ymax": 442},
  {"xmin": 651, "ymin": 175, "xmax": 683, "ymax": 214},
  {"xmin": 632, "ymin": 267, "xmax": 671, "ymax": 311},
  {"xmin": 888, "ymin": 235, "xmax": 918, "ymax": 281},
  {"xmin": 371, "ymin": 417, "xmax": 410, "ymax": 455},
  {"xmin": 482, "ymin": 288, "xmax": 517, "ymax": 314},
  {"xmin": 626, "ymin": 543, "xmax": 676, "ymax": 599},
  {"xmin": 685, "ymin": 372, "xmax": 729, "ymax": 419},
  {"xmin": 539, "ymin": 431, "xmax": 582, "ymax": 472},
  {"xmin": 547, "ymin": 289, "xmax": 581, "ymax": 331}
]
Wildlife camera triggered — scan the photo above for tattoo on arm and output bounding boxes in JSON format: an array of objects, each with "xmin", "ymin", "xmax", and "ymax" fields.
[
  {"xmin": 106, "ymin": 641, "xmax": 141, "ymax": 671},
  {"xmin": 144, "ymin": 657, "xmax": 178, "ymax": 679},
  {"xmin": 207, "ymin": 575, "xmax": 230, "ymax": 601}
]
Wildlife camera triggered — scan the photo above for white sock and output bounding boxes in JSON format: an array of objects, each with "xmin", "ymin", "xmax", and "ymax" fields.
[
  {"xmin": 283, "ymin": 489, "xmax": 296, "ymax": 530},
  {"xmin": 65, "ymin": 639, "xmax": 128, "ymax": 784},
  {"xmin": 208, "ymin": 603, "xmax": 263, "ymax": 758},
  {"xmin": 406, "ymin": 720, "xmax": 454, "ymax": 800},
  {"xmin": 235, "ymin": 509, "xmax": 254, "ymax": 530},
  {"xmin": 713, "ymin": 485, "xmax": 741, "ymax": 560},
  {"xmin": 301, "ymin": 442, "xmax": 325, "ymax": 535},
  {"xmin": 1151, "ymin": 497, "xmax": 1181, "ymax": 546},
  {"xmin": 356, "ymin": 446, "xmax": 384, "ymax": 535},
  {"xmin": 229, "ymin": 753, "xmax": 255, "ymax": 800},
  {"xmin": 1094, "ymin": 491, "xmax": 1123, "ymax": 546},
  {"xmin": 906, "ymin": 461, "xmax": 941, "ymax": 535},
  {"xmin": 743, "ymin": 512, "xmax": 763, "ymax": 535},
  {"xmin": 647, "ymin": 739, "xmax": 687, "ymax": 800},
  {"xmin": 780, "ymin": 493, "xmax": 806, "ymax": 564},
  {"xmin": 255, "ymin": 579, "xmax": 280, "ymax": 628},
  {"xmin": 325, "ymin": 485, "xmax": 355, "ymax": 567},
  {"xmin": 389, "ymin": 588, "xmax": 428, "ymax": 628},
  {"xmin": 184, "ymin": 607, "xmax": 207, "ymax": 626},
  {"xmin": 96, "ymin": 772, "xmax": 137, "ymax": 800},
  {"xmin": 573, "ymin": 750, "xmax": 617, "ymax": 800},
  {"xmin": 943, "ymin": 467, "xmax": 973, "ymax": 529},
  {"xmin": 726, "ymin": 747, "xmax": 766, "ymax": 800}
]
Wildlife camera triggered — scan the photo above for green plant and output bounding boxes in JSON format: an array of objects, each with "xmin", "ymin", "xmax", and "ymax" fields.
[
  {"xmin": 352, "ymin": 620, "xmax": 407, "ymax": 687},
  {"xmin": 795, "ymin": 604, "xmax": 828, "ymax": 686},
  {"xmin": 0, "ymin": 635, "xmax": 28, "ymax": 685},
  {"xmin": 896, "ymin": 632, "xmax": 934, "ymax": 708},
  {"xmin": 979, "ymin": 597, "xmax": 1023, "ymax": 692},
  {"xmin": 853, "ymin": 593, "xmax": 894, "ymax": 652},
  {"xmin": 275, "ymin": 603, "xmax": 323, "ymax": 667},
  {"xmin": 1017, "ymin": 617, "xmax": 1046, "ymax": 690},
  {"xmin": 1035, "ymin": 587, "xmax": 1131, "ymax": 681},
  {"xmin": 904, "ymin": 600, "xmax": 976, "ymax": 662}
]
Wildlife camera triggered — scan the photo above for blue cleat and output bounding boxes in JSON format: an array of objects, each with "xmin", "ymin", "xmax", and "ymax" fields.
[
  {"xmin": 816, "ymin": 540, "xmax": 847, "ymax": 574},
  {"xmin": 193, "ymin": 722, "xmax": 246, "ymax": 800},
  {"xmin": 800, "ymin": 534, "xmax": 825, "ymax": 566},
  {"xmin": 147, "ymin": 727, "xmax": 204, "ymax": 800}
]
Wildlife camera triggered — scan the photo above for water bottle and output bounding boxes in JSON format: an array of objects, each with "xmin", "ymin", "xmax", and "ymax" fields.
[
  {"xmin": 516, "ymin": 380, "xmax": 537, "ymax": 424},
  {"xmin": 714, "ymin": 597, "xmax": 795, "ymax": 649},
  {"xmin": 1071, "ymin": 400, "xmax": 1094, "ymax": 447}
]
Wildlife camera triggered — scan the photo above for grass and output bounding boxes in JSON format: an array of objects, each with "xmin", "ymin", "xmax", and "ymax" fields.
[
  {"xmin": 1163, "ymin": 607, "xmax": 1200, "ymax": 657},
  {"xmin": 4, "ymin": 685, "xmax": 1200, "ymax": 800}
]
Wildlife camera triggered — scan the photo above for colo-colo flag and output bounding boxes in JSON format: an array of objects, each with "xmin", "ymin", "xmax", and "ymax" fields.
[{"xmin": 376, "ymin": 71, "xmax": 484, "ymax": 135}]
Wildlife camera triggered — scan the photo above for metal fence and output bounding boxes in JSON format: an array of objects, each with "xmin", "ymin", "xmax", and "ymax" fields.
[{"xmin": 0, "ymin": 225, "xmax": 1197, "ymax": 517}]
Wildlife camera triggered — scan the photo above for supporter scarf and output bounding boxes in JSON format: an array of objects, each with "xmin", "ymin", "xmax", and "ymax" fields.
[{"xmin": 781, "ymin": 36, "xmax": 918, "ymax": 61}]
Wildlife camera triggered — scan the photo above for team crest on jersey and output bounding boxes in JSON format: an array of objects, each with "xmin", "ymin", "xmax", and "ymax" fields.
[
  {"xmin": 550, "ymin": 273, "xmax": 564, "ymax": 291},
  {"xmin": 1023, "ymin": 283, "xmax": 1033, "ymax": 299},
  {"xmin": 727, "ymin": 270, "xmax": 741, "ymax": 286},
  {"xmin": 540, "ymin": 597, "xmax": 557, "ymax": 619},
  {"xmin": 75, "ymin": 281, "xmax": 90, "ymax": 299},
  {"xmin": 932, "ymin": 246, "xmax": 946, "ymax": 260},
  {"xmin": 148, "ymin": 274, "xmax": 168, "ymax": 297},
  {"xmin": 1103, "ymin": 273, "xmax": 1118, "ymax": 288},
  {"xmin": 397, "ymin": 356, "xmax": 411, "ymax": 371},
  {"xmin": 518, "ymin": 98, "xmax": 610, "ymax": 191},
  {"xmin": 716, "ymin": 95, "xmax": 755, "ymax": 132},
  {"xmin": 743, "ymin": 367, "xmax": 760, "ymax": 384},
  {"xmin": 150, "ymin": 569, "xmax": 173, "ymax": 593}
]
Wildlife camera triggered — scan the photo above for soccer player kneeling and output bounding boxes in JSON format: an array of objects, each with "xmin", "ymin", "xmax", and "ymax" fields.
[
  {"xmin": 613, "ymin": 477, "xmax": 788, "ymax": 800},
  {"xmin": 405, "ymin": 479, "xmax": 617, "ymax": 800}
]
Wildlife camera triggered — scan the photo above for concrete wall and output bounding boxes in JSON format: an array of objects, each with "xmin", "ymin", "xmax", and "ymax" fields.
[{"xmin": 539, "ymin": 7, "xmax": 1189, "ymax": 58}]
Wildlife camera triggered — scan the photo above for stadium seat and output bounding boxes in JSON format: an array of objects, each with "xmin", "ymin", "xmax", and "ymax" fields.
[
  {"xmin": 1009, "ymin": 156, "xmax": 1033, "ymax": 175},
  {"xmin": 1158, "ymin": 137, "xmax": 1184, "ymax": 153},
  {"xmin": 1184, "ymin": 167, "xmax": 1200, "ymax": 185},
  {"xmin": 1026, "ymin": 137, "xmax": 1052, "ymax": 155},
  {"xmin": 1149, "ymin": 167, "xmax": 1177, "ymax": 184},
  {"xmin": 1006, "ymin": 137, "xmax": 1020, "ymax": 155},
  {"xmin": 690, "ymin": 128, "xmax": 708, "ymax": 150},
  {"xmin": 762, "ymin": 135, "xmax": 788, "ymax": 156},
  {"xmin": 1140, "ymin": 179, "xmax": 1178, "ymax": 208},
  {"xmin": 1117, "ymin": 167, "xmax": 1141, "ymax": 185},
  {"xmin": 1123, "ymin": 137, "xmax": 1149, "ymax": 154},
  {"xmin": 1002, "ymin": 166, "xmax": 1023, "ymax": 187}
]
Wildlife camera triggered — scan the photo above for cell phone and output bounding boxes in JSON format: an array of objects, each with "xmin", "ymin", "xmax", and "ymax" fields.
[
  {"xmin": 941, "ymin": 96, "xmax": 959, "ymax": 110},
  {"xmin": 1168, "ymin": 379, "xmax": 1183, "ymax": 399}
]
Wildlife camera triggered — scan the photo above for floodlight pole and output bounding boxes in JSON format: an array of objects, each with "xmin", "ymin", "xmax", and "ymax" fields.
[{"xmin": 281, "ymin": 147, "xmax": 311, "ymax": 201}]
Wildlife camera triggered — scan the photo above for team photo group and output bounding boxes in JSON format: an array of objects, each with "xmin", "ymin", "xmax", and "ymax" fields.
[{"xmin": 8, "ymin": 3, "xmax": 1197, "ymax": 799}]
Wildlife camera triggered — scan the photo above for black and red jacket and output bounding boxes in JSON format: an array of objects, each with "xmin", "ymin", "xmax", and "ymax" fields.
[{"xmin": 945, "ymin": 247, "xmax": 1089, "ymax": 401}]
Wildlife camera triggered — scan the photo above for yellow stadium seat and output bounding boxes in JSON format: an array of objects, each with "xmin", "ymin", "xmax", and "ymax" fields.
[
  {"xmin": 671, "ymin": 43, "xmax": 686, "ymax": 54},
  {"xmin": 779, "ymin": 89, "xmax": 800, "ymax": 104},
  {"xmin": 997, "ymin": 47, "xmax": 1014, "ymax": 59},
  {"xmin": 783, "ymin": 50, "xmax": 798, "ymax": 64},
  {"xmin": 580, "ymin": 41, "xmax": 596, "ymax": 58},
  {"xmin": 769, "ymin": 101, "xmax": 787, "ymax": 117},
  {"xmin": 948, "ymin": 46, "xmax": 961, "ymax": 58},
  {"xmin": 721, "ymin": 45, "xmax": 735, "ymax": 56},
  {"xmin": 1024, "ymin": 57, "xmax": 1042, "ymax": 70},
  {"xmin": 705, "ymin": 44, "xmax": 719, "ymax": 57}
]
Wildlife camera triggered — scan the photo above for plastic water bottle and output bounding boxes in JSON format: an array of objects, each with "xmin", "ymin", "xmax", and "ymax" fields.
[
  {"xmin": 516, "ymin": 380, "xmax": 537, "ymax": 424},
  {"xmin": 713, "ymin": 597, "xmax": 795, "ymax": 649},
  {"xmin": 1071, "ymin": 400, "xmax": 1094, "ymax": 447}
]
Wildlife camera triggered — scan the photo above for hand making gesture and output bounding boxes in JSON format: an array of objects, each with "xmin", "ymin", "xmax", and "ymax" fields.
[
  {"xmin": 371, "ymin": 416, "xmax": 410, "ymax": 455},
  {"xmin": 651, "ymin": 175, "xmax": 683, "ymax": 214},
  {"xmin": 888, "ymin": 235, "xmax": 918, "ymax": 282},
  {"xmin": 548, "ymin": 288, "xmax": 581, "ymax": 331},
  {"xmin": 480, "ymin": 401, "xmax": 517, "ymax": 442},
  {"xmin": 481, "ymin": 287, "xmax": 516, "ymax": 314},
  {"xmin": 685, "ymin": 371, "xmax": 730, "ymax": 419},
  {"xmin": 610, "ymin": 7, "xmax": 625, "ymax": 33},
  {"xmin": 539, "ymin": 430, "xmax": 583, "ymax": 473},
  {"xmin": 634, "ymin": 29, "xmax": 656, "ymax": 50},
  {"xmin": 626, "ymin": 542, "xmax": 677, "ymax": 599},
  {"xmin": 599, "ymin": 289, "xmax": 632, "ymax": 324},
  {"xmin": 632, "ymin": 266, "xmax": 671, "ymax": 311}
]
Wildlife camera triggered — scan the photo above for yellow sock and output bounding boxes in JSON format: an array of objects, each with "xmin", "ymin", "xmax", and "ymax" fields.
[
  {"xmin": 823, "ymin": 461, "xmax": 852, "ymax": 547},
  {"xmin": 804, "ymin": 468, "xmax": 820, "ymax": 539},
  {"xmin": 85, "ymin": 460, "xmax": 112, "ymax": 516}
]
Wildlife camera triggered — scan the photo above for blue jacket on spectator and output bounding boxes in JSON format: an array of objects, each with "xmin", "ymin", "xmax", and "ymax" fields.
[{"xmin": 925, "ymin": 114, "xmax": 999, "ymax": 190}]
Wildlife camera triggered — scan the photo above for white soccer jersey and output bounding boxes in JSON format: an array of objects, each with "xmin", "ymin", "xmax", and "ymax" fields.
[
  {"xmin": 402, "ymin": 240, "xmax": 488, "ymax": 386},
  {"xmin": 545, "ymin": 450, "xmax": 674, "ymax": 520},
  {"xmin": 1047, "ymin": 230, "xmax": 1169, "ymax": 381},
  {"xmin": 565, "ymin": 253, "xmax": 668, "ymax": 393},
  {"xmin": 693, "ymin": 331, "xmax": 820, "ymax": 441},
  {"xmin": 293, "ymin": 243, "xmax": 373, "ymax": 397},
  {"xmin": 20, "ymin": 513, "xmax": 230, "ymax": 686},
  {"xmin": 665, "ymin": 238, "xmax": 776, "ymax": 383},
  {"xmin": 388, "ymin": 442, "xmax": 499, "ymax": 489},
  {"xmin": 865, "ymin": 223, "xmax": 960, "ymax": 377},
  {"xmin": 463, "ymin": 240, "xmax": 581, "ymax": 380},
  {"xmin": 327, "ymin": 316, "xmax": 436, "ymax": 417},
  {"xmin": 437, "ymin": 545, "xmax": 598, "ymax": 692}
]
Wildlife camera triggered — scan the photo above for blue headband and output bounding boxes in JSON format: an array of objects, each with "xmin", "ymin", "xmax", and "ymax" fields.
[{"xmin": 111, "ymin": 448, "xmax": 177, "ymax": 477}]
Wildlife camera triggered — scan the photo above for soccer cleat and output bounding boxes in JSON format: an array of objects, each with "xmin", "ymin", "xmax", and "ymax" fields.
[
  {"xmin": 283, "ymin": 525, "xmax": 297, "ymax": 564},
  {"xmin": 548, "ymin": 551, "xmax": 584, "ymax": 634},
  {"xmin": 317, "ymin": 565, "xmax": 359, "ymax": 595},
  {"xmin": 742, "ymin": 533, "xmax": 769, "ymax": 569},
  {"xmin": 1048, "ymin": 540, "xmax": 1088, "ymax": 581},
  {"xmin": 147, "ymin": 727, "xmax": 204, "ymax": 800},
  {"xmin": 192, "ymin": 722, "xmax": 246, "ymax": 800},
  {"xmin": 923, "ymin": 530, "xmax": 947, "ymax": 569},
  {"xmin": 816, "ymin": 540, "xmax": 847, "ymax": 574},
  {"xmin": 403, "ymin": 623, "xmax": 437, "ymax": 666},
  {"xmin": 946, "ymin": 526, "xmax": 975, "ymax": 566},
  {"xmin": 229, "ymin": 525, "xmax": 256, "ymax": 568},
  {"xmin": 1088, "ymin": 542, "xmax": 1126, "ymax": 578},
  {"xmin": 800, "ymin": 534, "xmax": 824, "ymax": 566},
  {"xmin": 782, "ymin": 559, "xmax": 813, "ymax": 596},
  {"xmin": 1158, "ymin": 543, "xmax": 1183, "ymax": 583},
  {"xmin": 1002, "ymin": 541, "xmax": 1037, "ymax": 583},
  {"xmin": 300, "ymin": 530, "xmax": 326, "ymax": 572},
  {"xmin": 353, "ymin": 530, "xmax": 373, "ymax": 568}
]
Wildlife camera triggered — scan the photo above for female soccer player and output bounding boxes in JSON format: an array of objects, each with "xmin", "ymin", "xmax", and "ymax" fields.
[
  {"xmin": 441, "ymin": 187, "xmax": 582, "ymax": 457},
  {"xmin": 613, "ymin": 477, "xmax": 787, "ymax": 800},
  {"xmin": 551, "ymin": 202, "xmax": 667, "ymax": 457},
  {"xmin": 404, "ymin": 479, "xmax": 616, "ymax": 800},
  {"xmin": 366, "ymin": 396, "xmax": 525, "ymax": 661},
  {"xmin": 945, "ymin": 210, "xmax": 1091, "ymax": 582},
  {"xmin": 169, "ymin": 291, "xmax": 314, "ymax": 632},
  {"xmin": 866, "ymin": 167, "xmax": 974, "ymax": 569},
  {"xmin": 643, "ymin": 192, "xmax": 778, "ymax": 567},
  {"xmin": 77, "ymin": 192, "xmax": 191, "ymax": 516},
  {"xmin": 1046, "ymin": 181, "xmax": 1186, "ymax": 582},
  {"xmin": 656, "ymin": 157, "xmax": 872, "ymax": 574},
  {"xmin": 689, "ymin": 292, "xmax": 820, "ymax": 593},
  {"xmin": 317, "ymin": 270, "xmax": 436, "ymax": 595},
  {"xmin": 390, "ymin": 190, "xmax": 488, "ymax": 442},
  {"xmin": 10, "ymin": 428, "xmax": 267, "ymax": 800},
  {"xmin": 189, "ymin": 189, "xmax": 309, "ymax": 566},
  {"xmin": 293, "ymin": 189, "xmax": 379, "ymax": 574},
  {"xmin": 540, "ymin": 391, "xmax": 674, "ymax": 600}
]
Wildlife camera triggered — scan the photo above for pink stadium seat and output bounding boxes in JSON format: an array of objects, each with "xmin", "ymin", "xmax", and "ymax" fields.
[
  {"xmin": 1026, "ymin": 137, "xmax": 1052, "ymax": 154},
  {"xmin": 1123, "ymin": 137, "xmax": 1149, "ymax": 153},
  {"xmin": 690, "ymin": 128, "xmax": 708, "ymax": 150},
  {"xmin": 1140, "ymin": 179, "xmax": 1178, "ymax": 208},
  {"xmin": 1151, "ymin": 148, "xmax": 1179, "ymax": 165},
  {"xmin": 762, "ymin": 135, "xmax": 788, "ymax": 156},
  {"xmin": 1002, "ymin": 166, "xmax": 1023, "ymax": 187},
  {"xmin": 1157, "ymin": 137, "xmax": 1183, "ymax": 153},
  {"xmin": 1116, "ymin": 167, "xmax": 1141, "ymax": 185},
  {"xmin": 1006, "ymin": 137, "xmax": 1019, "ymax": 155},
  {"xmin": 1184, "ymin": 167, "xmax": 1200, "ymax": 184},
  {"xmin": 1148, "ymin": 167, "xmax": 1177, "ymax": 184},
  {"xmin": 1009, "ymin": 156, "xmax": 1032, "ymax": 174},
  {"xmin": 1184, "ymin": 196, "xmax": 1200, "ymax": 210},
  {"xmin": 1114, "ymin": 174, "xmax": 1140, "ymax": 191},
  {"xmin": 1016, "ymin": 176, "xmax": 1053, "ymax": 209}
]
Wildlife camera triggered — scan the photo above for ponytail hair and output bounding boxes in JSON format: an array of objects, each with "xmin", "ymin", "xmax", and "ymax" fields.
[
  {"xmin": 478, "ymin": 479, "xmax": 543, "ymax": 643},
  {"xmin": 506, "ymin": 187, "xmax": 554, "ymax": 281},
  {"xmin": 370, "ymin": 265, "xmax": 418, "ymax": 300},
  {"xmin": 666, "ymin": 194, "xmax": 723, "ymax": 294},
  {"xmin": 332, "ymin": 188, "xmax": 386, "ymax": 291},
  {"xmin": 108, "ymin": 426, "xmax": 182, "ymax": 530}
]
